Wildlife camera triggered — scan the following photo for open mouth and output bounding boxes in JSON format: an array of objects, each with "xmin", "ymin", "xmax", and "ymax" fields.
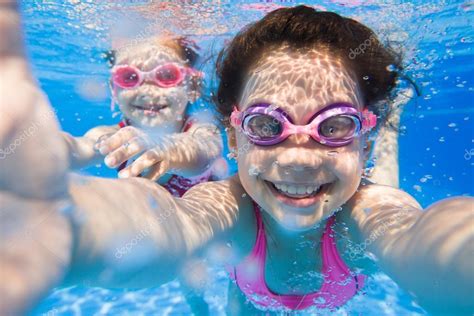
[
  {"xmin": 265, "ymin": 180, "xmax": 332, "ymax": 208},
  {"xmin": 130, "ymin": 104, "xmax": 168, "ymax": 115}
]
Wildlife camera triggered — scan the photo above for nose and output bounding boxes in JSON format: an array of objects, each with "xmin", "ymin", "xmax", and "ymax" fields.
[
  {"xmin": 275, "ymin": 146, "xmax": 324, "ymax": 173},
  {"xmin": 289, "ymin": 133, "xmax": 312, "ymax": 145}
]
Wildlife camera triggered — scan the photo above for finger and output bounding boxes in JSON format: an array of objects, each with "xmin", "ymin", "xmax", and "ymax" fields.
[
  {"xmin": 118, "ymin": 149, "xmax": 163, "ymax": 178},
  {"xmin": 93, "ymin": 132, "xmax": 117, "ymax": 151},
  {"xmin": 104, "ymin": 136, "xmax": 148, "ymax": 168},
  {"xmin": 98, "ymin": 126, "xmax": 143, "ymax": 155},
  {"xmin": 144, "ymin": 162, "xmax": 169, "ymax": 181}
]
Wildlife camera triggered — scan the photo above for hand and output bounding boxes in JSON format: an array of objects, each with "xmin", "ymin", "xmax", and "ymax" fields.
[{"xmin": 97, "ymin": 126, "xmax": 171, "ymax": 180}]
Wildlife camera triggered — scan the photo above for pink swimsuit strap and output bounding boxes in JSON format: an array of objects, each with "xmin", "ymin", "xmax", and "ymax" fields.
[{"xmin": 228, "ymin": 202, "xmax": 365, "ymax": 311}]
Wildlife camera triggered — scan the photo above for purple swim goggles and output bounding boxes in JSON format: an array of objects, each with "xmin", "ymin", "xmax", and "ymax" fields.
[{"xmin": 230, "ymin": 102, "xmax": 377, "ymax": 147}]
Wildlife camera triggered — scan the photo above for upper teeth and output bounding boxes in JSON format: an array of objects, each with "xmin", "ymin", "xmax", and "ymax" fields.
[{"xmin": 273, "ymin": 183, "xmax": 321, "ymax": 195}]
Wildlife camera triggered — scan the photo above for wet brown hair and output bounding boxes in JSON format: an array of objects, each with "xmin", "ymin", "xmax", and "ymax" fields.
[
  {"xmin": 214, "ymin": 5, "xmax": 402, "ymax": 124},
  {"xmin": 103, "ymin": 36, "xmax": 200, "ymax": 68}
]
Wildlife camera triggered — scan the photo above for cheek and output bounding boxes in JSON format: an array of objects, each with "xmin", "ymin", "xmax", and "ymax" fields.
[
  {"xmin": 330, "ymin": 143, "xmax": 365, "ymax": 196},
  {"xmin": 166, "ymin": 89, "xmax": 189, "ymax": 110},
  {"xmin": 116, "ymin": 89, "xmax": 134, "ymax": 104},
  {"xmin": 235, "ymin": 134, "xmax": 262, "ymax": 185}
]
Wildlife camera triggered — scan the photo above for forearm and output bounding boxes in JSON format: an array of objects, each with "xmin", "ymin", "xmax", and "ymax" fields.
[
  {"xmin": 162, "ymin": 125, "xmax": 222, "ymax": 177},
  {"xmin": 65, "ymin": 174, "xmax": 186, "ymax": 287},
  {"xmin": 348, "ymin": 187, "xmax": 474, "ymax": 314},
  {"xmin": 380, "ymin": 198, "xmax": 474, "ymax": 315},
  {"xmin": 64, "ymin": 174, "xmax": 236, "ymax": 288}
]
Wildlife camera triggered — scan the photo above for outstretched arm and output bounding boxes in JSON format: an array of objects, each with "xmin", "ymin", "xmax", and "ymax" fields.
[
  {"xmin": 64, "ymin": 175, "xmax": 247, "ymax": 288},
  {"xmin": 0, "ymin": 3, "xmax": 246, "ymax": 314},
  {"xmin": 368, "ymin": 88, "xmax": 414, "ymax": 188},
  {"xmin": 344, "ymin": 185, "xmax": 473, "ymax": 315},
  {"xmin": 0, "ymin": 2, "xmax": 71, "ymax": 315}
]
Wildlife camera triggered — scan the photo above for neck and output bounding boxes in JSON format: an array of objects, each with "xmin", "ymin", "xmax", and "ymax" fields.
[
  {"xmin": 260, "ymin": 209, "xmax": 328, "ymax": 256},
  {"xmin": 259, "ymin": 208, "xmax": 330, "ymax": 293}
]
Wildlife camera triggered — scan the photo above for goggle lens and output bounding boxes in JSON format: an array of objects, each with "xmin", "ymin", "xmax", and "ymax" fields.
[
  {"xmin": 113, "ymin": 67, "xmax": 139, "ymax": 88},
  {"xmin": 244, "ymin": 114, "xmax": 283, "ymax": 140},
  {"xmin": 155, "ymin": 64, "xmax": 181, "ymax": 86},
  {"xmin": 318, "ymin": 115, "xmax": 360, "ymax": 140}
]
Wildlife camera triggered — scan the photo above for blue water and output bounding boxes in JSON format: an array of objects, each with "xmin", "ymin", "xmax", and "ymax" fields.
[{"xmin": 21, "ymin": 0, "xmax": 473, "ymax": 315}]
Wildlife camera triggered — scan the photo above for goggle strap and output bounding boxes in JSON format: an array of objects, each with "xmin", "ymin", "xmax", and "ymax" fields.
[
  {"xmin": 361, "ymin": 109, "xmax": 377, "ymax": 133},
  {"xmin": 230, "ymin": 106, "xmax": 242, "ymax": 127}
]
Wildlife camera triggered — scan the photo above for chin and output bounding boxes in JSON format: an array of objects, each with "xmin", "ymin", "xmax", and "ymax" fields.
[{"xmin": 274, "ymin": 211, "xmax": 325, "ymax": 232}]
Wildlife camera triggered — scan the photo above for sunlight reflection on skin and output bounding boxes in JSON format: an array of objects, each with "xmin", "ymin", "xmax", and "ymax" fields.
[{"xmin": 233, "ymin": 45, "xmax": 367, "ymax": 230}]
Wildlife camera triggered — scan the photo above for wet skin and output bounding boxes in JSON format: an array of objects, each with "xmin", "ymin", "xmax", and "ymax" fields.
[{"xmin": 1, "ymin": 4, "xmax": 473, "ymax": 315}]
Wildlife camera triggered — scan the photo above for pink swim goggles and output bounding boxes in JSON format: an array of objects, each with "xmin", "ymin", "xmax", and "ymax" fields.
[
  {"xmin": 230, "ymin": 103, "xmax": 377, "ymax": 147},
  {"xmin": 111, "ymin": 63, "xmax": 201, "ymax": 89}
]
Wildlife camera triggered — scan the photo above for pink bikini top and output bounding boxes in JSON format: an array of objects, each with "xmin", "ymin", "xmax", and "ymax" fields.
[{"xmin": 228, "ymin": 202, "xmax": 365, "ymax": 311}]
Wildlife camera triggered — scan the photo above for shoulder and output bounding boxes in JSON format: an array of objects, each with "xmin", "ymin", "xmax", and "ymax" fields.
[
  {"xmin": 348, "ymin": 183, "xmax": 422, "ymax": 211},
  {"xmin": 336, "ymin": 183, "xmax": 422, "ymax": 253}
]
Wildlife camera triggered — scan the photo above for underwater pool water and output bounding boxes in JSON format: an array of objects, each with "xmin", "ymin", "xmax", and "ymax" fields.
[{"xmin": 20, "ymin": 0, "xmax": 473, "ymax": 315}]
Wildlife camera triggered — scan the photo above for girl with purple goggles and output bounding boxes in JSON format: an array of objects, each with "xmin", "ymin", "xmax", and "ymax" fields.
[{"xmin": 230, "ymin": 102, "xmax": 377, "ymax": 147}]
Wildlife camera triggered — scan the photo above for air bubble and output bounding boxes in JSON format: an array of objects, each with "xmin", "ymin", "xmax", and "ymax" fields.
[
  {"xmin": 386, "ymin": 64, "xmax": 396, "ymax": 72},
  {"xmin": 248, "ymin": 166, "xmax": 260, "ymax": 176},
  {"xmin": 363, "ymin": 76, "xmax": 369, "ymax": 80}
]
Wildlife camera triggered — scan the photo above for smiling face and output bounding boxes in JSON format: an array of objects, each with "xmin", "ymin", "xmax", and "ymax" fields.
[
  {"xmin": 233, "ymin": 45, "xmax": 367, "ymax": 231},
  {"xmin": 112, "ymin": 42, "xmax": 199, "ymax": 129}
]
